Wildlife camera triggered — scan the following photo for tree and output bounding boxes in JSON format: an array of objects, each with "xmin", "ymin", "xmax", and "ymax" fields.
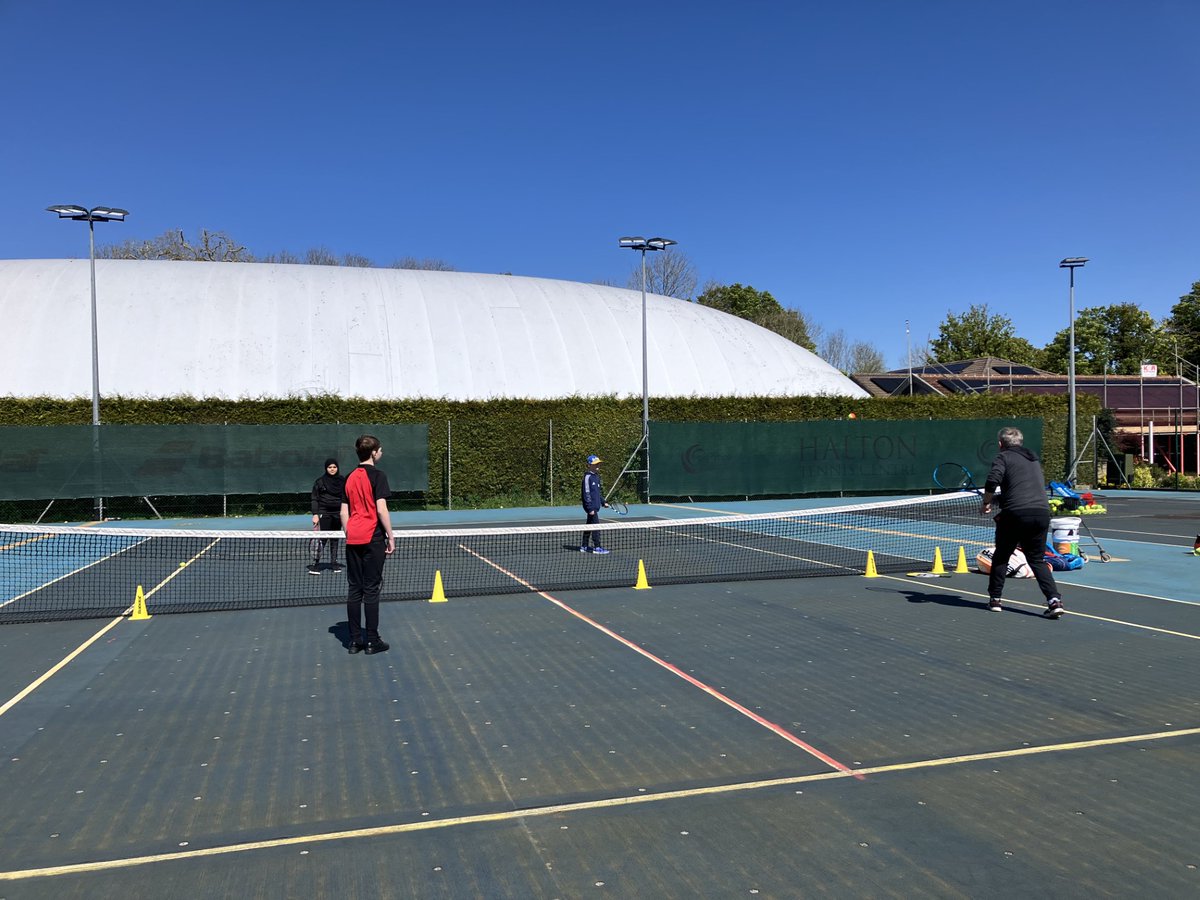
[
  {"xmin": 626, "ymin": 249, "xmax": 697, "ymax": 300},
  {"xmin": 390, "ymin": 257, "xmax": 457, "ymax": 271},
  {"xmin": 1164, "ymin": 281, "xmax": 1200, "ymax": 372},
  {"xmin": 696, "ymin": 282, "xmax": 816, "ymax": 351},
  {"xmin": 818, "ymin": 329, "xmax": 851, "ymax": 370},
  {"xmin": 99, "ymin": 229, "xmax": 252, "ymax": 262},
  {"xmin": 927, "ymin": 304, "xmax": 1039, "ymax": 364},
  {"xmin": 259, "ymin": 249, "xmax": 302, "ymax": 264},
  {"xmin": 816, "ymin": 328, "xmax": 885, "ymax": 373},
  {"xmin": 849, "ymin": 342, "xmax": 886, "ymax": 374},
  {"xmin": 304, "ymin": 247, "xmax": 339, "ymax": 266},
  {"xmin": 1040, "ymin": 303, "xmax": 1168, "ymax": 375}
]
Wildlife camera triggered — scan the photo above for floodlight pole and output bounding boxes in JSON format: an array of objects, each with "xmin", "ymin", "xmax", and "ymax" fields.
[
  {"xmin": 619, "ymin": 236, "xmax": 677, "ymax": 500},
  {"xmin": 47, "ymin": 205, "xmax": 129, "ymax": 519},
  {"xmin": 1060, "ymin": 258, "xmax": 1087, "ymax": 482}
]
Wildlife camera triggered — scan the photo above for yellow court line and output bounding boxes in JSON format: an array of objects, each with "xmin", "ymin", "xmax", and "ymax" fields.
[
  {"xmin": 878, "ymin": 574, "xmax": 1200, "ymax": 641},
  {"xmin": 1, "ymin": 724, "xmax": 1196, "ymax": 882},
  {"xmin": 0, "ymin": 538, "xmax": 222, "ymax": 719},
  {"xmin": 0, "ymin": 614, "xmax": 127, "ymax": 718}
]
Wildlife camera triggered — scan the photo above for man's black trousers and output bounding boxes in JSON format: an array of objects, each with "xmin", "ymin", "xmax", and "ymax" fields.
[
  {"xmin": 989, "ymin": 508, "xmax": 1060, "ymax": 601},
  {"xmin": 346, "ymin": 540, "xmax": 386, "ymax": 643}
]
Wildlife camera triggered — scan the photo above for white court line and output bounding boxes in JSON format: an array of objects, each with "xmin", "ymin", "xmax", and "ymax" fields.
[
  {"xmin": 880, "ymin": 574, "xmax": 1200, "ymax": 640},
  {"xmin": 1070, "ymin": 581, "xmax": 1200, "ymax": 608},
  {"xmin": 0, "ymin": 534, "xmax": 155, "ymax": 610},
  {"xmin": 649, "ymin": 502, "xmax": 740, "ymax": 516}
]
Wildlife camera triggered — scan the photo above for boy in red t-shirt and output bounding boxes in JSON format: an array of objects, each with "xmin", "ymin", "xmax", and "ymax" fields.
[{"xmin": 340, "ymin": 435, "xmax": 395, "ymax": 654}]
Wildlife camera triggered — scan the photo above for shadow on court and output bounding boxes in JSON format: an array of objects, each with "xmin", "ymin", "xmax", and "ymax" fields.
[{"xmin": 893, "ymin": 587, "xmax": 1049, "ymax": 617}]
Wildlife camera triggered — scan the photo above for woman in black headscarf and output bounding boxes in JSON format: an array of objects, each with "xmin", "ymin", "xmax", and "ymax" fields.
[{"xmin": 309, "ymin": 458, "xmax": 345, "ymax": 574}]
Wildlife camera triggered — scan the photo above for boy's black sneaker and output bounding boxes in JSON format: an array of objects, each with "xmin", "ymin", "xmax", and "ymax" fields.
[
  {"xmin": 988, "ymin": 598, "xmax": 1003, "ymax": 612},
  {"xmin": 1044, "ymin": 599, "xmax": 1065, "ymax": 619},
  {"xmin": 348, "ymin": 641, "xmax": 365, "ymax": 654},
  {"xmin": 364, "ymin": 640, "xmax": 390, "ymax": 655},
  {"xmin": 307, "ymin": 564, "xmax": 321, "ymax": 576}
]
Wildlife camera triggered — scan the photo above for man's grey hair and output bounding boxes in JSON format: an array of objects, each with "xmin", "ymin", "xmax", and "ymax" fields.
[{"xmin": 998, "ymin": 426, "xmax": 1024, "ymax": 448}]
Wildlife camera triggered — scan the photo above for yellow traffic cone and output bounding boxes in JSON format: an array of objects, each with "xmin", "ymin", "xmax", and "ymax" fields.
[
  {"xmin": 955, "ymin": 546, "xmax": 969, "ymax": 573},
  {"xmin": 931, "ymin": 547, "xmax": 946, "ymax": 575},
  {"xmin": 634, "ymin": 559, "xmax": 652, "ymax": 590},
  {"xmin": 428, "ymin": 570, "xmax": 447, "ymax": 603},
  {"xmin": 863, "ymin": 550, "xmax": 879, "ymax": 577},
  {"xmin": 131, "ymin": 585, "xmax": 152, "ymax": 620}
]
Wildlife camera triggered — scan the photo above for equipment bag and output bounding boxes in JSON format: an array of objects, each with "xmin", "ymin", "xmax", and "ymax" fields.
[{"xmin": 1045, "ymin": 543, "xmax": 1086, "ymax": 570}]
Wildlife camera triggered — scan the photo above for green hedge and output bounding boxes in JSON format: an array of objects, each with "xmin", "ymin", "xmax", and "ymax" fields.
[{"xmin": 0, "ymin": 393, "xmax": 1099, "ymax": 507}]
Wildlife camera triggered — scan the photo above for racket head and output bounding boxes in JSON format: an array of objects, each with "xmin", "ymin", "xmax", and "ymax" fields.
[
  {"xmin": 609, "ymin": 500, "xmax": 629, "ymax": 516},
  {"xmin": 310, "ymin": 522, "xmax": 321, "ymax": 556},
  {"xmin": 933, "ymin": 462, "xmax": 979, "ymax": 492}
]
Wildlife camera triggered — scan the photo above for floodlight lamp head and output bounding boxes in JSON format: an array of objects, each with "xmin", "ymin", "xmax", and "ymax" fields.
[
  {"xmin": 47, "ymin": 205, "xmax": 89, "ymax": 219},
  {"xmin": 618, "ymin": 236, "xmax": 646, "ymax": 249},
  {"xmin": 1059, "ymin": 257, "xmax": 1088, "ymax": 268},
  {"xmin": 645, "ymin": 237, "xmax": 677, "ymax": 251},
  {"xmin": 90, "ymin": 207, "xmax": 129, "ymax": 221}
]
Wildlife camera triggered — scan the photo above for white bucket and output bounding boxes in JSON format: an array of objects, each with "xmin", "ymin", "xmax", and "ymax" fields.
[{"xmin": 1051, "ymin": 516, "xmax": 1081, "ymax": 555}]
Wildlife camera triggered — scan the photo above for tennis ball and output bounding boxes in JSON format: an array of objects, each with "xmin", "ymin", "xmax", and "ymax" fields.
[{"xmin": 847, "ymin": 412, "xmax": 857, "ymax": 419}]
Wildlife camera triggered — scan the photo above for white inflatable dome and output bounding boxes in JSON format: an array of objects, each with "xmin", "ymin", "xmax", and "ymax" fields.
[{"xmin": 0, "ymin": 259, "xmax": 868, "ymax": 401}]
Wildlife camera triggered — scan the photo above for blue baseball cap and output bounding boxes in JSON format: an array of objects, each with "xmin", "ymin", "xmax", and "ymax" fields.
[{"xmin": 586, "ymin": 454, "xmax": 602, "ymax": 465}]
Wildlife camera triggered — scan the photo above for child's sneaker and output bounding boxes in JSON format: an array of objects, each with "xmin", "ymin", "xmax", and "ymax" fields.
[
  {"xmin": 988, "ymin": 598, "xmax": 1003, "ymax": 612},
  {"xmin": 592, "ymin": 547, "xmax": 610, "ymax": 555},
  {"xmin": 1044, "ymin": 599, "xmax": 1065, "ymax": 618}
]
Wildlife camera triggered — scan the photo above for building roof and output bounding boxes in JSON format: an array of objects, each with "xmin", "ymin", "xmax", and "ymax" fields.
[
  {"xmin": 848, "ymin": 358, "xmax": 1199, "ymax": 430},
  {"xmin": 0, "ymin": 259, "xmax": 868, "ymax": 402}
]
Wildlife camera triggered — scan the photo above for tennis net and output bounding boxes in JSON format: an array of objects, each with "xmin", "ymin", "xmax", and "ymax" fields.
[{"xmin": 0, "ymin": 493, "xmax": 989, "ymax": 623}]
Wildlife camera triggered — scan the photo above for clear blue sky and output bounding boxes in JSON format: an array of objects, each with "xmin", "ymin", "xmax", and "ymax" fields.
[{"xmin": 4, "ymin": 0, "xmax": 1197, "ymax": 368}]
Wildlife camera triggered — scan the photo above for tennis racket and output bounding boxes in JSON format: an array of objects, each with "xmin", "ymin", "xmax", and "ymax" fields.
[
  {"xmin": 309, "ymin": 522, "xmax": 322, "ymax": 558},
  {"xmin": 932, "ymin": 462, "xmax": 982, "ymax": 495},
  {"xmin": 606, "ymin": 500, "xmax": 629, "ymax": 516}
]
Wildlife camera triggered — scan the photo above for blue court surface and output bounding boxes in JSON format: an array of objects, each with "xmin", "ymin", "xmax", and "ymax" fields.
[{"xmin": 0, "ymin": 492, "xmax": 1196, "ymax": 897}]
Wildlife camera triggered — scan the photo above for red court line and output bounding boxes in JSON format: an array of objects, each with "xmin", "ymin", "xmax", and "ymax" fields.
[{"xmin": 458, "ymin": 545, "xmax": 861, "ymax": 779}]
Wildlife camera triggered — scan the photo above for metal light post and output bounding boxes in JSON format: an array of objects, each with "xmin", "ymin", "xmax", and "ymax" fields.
[
  {"xmin": 47, "ymin": 205, "xmax": 129, "ymax": 426},
  {"xmin": 47, "ymin": 204, "xmax": 129, "ymax": 519},
  {"xmin": 619, "ymin": 236, "xmax": 677, "ymax": 498},
  {"xmin": 1060, "ymin": 257, "xmax": 1088, "ymax": 482}
]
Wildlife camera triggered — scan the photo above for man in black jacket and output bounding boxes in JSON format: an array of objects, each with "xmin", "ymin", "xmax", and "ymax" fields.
[
  {"xmin": 309, "ymin": 458, "xmax": 345, "ymax": 575},
  {"xmin": 980, "ymin": 427, "xmax": 1064, "ymax": 617}
]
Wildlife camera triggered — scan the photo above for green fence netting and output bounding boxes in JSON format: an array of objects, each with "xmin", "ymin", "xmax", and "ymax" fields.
[
  {"xmin": 650, "ymin": 418, "xmax": 1043, "ymax": 496},
  {"xmin": 0, "ymin": 424, "xmax": 428, "ymax": 500}
]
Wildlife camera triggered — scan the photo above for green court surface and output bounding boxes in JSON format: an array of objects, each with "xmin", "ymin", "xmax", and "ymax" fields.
[{"xmin": 0, "ymin": 493, "xmax": 1196, "ymax": 897}]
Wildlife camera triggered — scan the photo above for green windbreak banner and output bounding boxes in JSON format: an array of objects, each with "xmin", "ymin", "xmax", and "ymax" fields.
[
  {"xmin": 650, "ymin": 419, "xmax": 1043, "ymax": 496},
  {"xmin": 0, "ymin": 425, "xmax": 428, "ymax": 500}
]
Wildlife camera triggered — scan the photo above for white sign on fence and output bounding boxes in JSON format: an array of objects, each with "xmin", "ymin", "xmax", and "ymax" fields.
[{"xmin": 1141, "ymin": 364, "xmax": 1158, "ymax": 377}]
